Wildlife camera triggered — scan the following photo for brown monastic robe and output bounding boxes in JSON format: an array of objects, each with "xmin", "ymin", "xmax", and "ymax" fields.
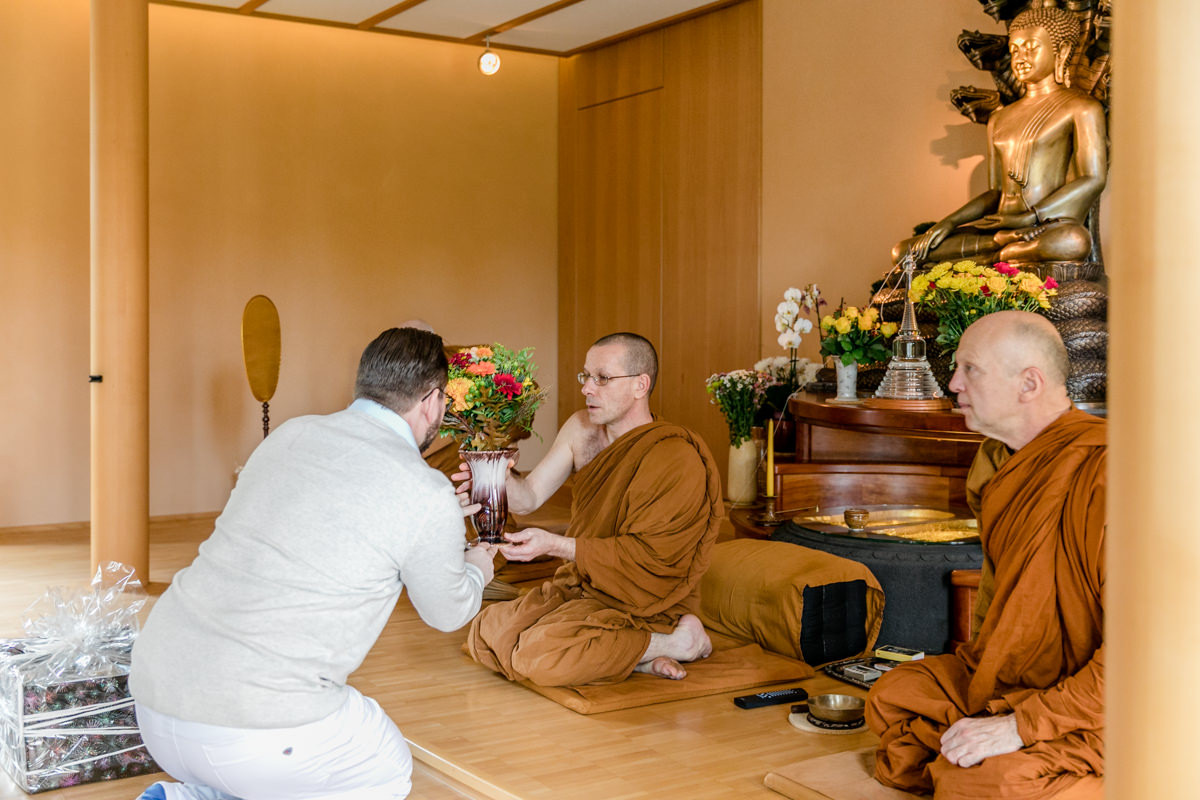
[
  {"xmin": 464, "ymin": 421, "xmax": 722, "ymax": 686},
  {"xmin": 867, "ymin": 409, "xmax": 1106, "ymax": 799}
]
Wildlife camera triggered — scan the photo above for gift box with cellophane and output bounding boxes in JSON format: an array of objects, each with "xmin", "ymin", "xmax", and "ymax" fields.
[{"xmin": 0, "ymin": 563, "xmax": 158, "ymax": 793}]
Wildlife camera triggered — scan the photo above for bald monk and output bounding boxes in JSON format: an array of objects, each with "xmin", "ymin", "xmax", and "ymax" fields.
[
  {"xmin": 866, "ymin": 311, "xmax": 1105, "ymax": 799},
  {"xmin": 460, "ymin": 332, "xmax": 722, "ymax": 685}
]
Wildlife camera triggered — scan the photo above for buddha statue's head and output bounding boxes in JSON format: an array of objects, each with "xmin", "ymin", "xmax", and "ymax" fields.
[{"xmin": 1009, "ymin": 6, "xmax": 1082, "ymax": 88}]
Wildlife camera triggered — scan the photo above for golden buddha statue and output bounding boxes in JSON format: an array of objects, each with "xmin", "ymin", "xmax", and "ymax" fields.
[{"xmin": 894, "ymin": 5, "xmax": 1107, "ymax": 267}]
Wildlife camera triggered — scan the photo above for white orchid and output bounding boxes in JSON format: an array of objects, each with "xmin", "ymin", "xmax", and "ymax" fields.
[
  {"xmin": 778, "ymin": 330, "xmax": 803, "ymax": 350},
  {"xmin": 784, "ymin": 286, "xmax": 805, "ymax": 305},
  {"xmin": 754, "ymin": 356, "xmax": 789, "ymax": 372}
]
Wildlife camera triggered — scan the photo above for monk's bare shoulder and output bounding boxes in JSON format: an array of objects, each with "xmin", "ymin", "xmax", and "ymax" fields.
[{"xmin": 561, "ymin": 410, "xmax": 610, "ymax": 471}]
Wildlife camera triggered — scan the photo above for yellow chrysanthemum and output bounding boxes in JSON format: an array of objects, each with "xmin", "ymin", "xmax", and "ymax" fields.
[
  {"xmin": 928, "ymin": 262, "xmax": 952, "ymax": 279},
  {"xmin": 445, "ymin": 377, "xmax": 475, "ymax": 412},
  {"xmin": 986, "ymin": 276, "xmax": 1008, "ymax": 295},
  {"xmin": 935, "ymin": 275, "xmax": 955, "ymax": 289}
]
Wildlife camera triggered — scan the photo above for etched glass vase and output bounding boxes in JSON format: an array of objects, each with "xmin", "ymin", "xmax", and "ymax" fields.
[
  {"xmin": 461, "ymin": 448, "xmax": 517, "ymax": 544},
  {"xmin": 834, "ymin": 359, "xmax": 859, "ymax": 402}
]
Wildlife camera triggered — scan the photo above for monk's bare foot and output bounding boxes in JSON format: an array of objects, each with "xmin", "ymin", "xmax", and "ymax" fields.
[
  {"xmin": 635, "ymin": 614, "xmax": 712, "ymax": 680},
  {"xmin": 634, "ymin": 656, "xmax": 687, "ymax": 680}
]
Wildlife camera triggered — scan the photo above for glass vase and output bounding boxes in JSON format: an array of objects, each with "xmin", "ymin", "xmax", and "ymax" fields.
[
  {"xmin": 461, "ymin": 448, "xmax": 517, "ymax": 544},
  {"xmin": 834, "ymin": 359, "xmax": 859, "ymax": 402}
]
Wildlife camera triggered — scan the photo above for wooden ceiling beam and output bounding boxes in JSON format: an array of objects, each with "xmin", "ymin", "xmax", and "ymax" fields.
[
  {"xmin": 358, "ymin": 0, "xmax": 431, "ymax": 30},
  {"xmin": 463, "ymin": 0, "xmax": 586, "ymax": 45}
]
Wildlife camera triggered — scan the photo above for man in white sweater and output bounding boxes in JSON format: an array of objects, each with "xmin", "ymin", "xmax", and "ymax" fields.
[{"xmin": 130, "ymin": 327, "xmax": 496, "ymax": 800}]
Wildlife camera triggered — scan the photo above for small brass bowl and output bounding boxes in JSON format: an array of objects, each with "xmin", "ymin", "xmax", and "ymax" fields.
[
  {"xmin": 806, "ymin": 693, "xmax": 866, "ymax": 724},
  {"xmin": 843, "ymin": 508, "xmax": 870, "ymax": 530}
]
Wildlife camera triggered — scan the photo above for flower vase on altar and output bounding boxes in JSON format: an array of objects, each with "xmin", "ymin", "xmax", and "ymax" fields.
[
  {"xmin": 834, "ymin": 359, "xmax": 859, "ymax": 402},
  {"xmin": 727, "ymin": 440, "xmax": 758, "ymax": 507},
  {"xmin": 461, "ymin": 448, "xmax": 517, "ymax": 544}
]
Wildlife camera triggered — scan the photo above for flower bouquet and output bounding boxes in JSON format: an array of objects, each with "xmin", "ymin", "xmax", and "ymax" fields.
[
  {"xmin": 439, "ymin": 344, "xmax": 547, "ymax": 544},
  {"xmin": 705, "ymin": 369, "xmax": 771, "ymax": 504},
  {"xmin": 440, "ymin": 344, "xmax": 546, "ymax": 451},
  {"xmin": 910, "ymin": 260, "xmax": 1057, "ymax": 359},
  {"xmin": 705, "ymin": 369, "xmax": 769, "ymax": 449},
  {"xmin": 819, "ymin": 304, "xmax": 899, "ymax": 366}
]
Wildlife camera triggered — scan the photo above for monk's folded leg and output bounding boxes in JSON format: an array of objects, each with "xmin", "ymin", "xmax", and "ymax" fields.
[
  {"xmin": 464, "ymin": 580, "xmax": 580, "ymax": 680},
  {"xmin": 510, "ymin": 599, "xmax": 655, "ymax": 687},
  {"xmin": 866, "ymin": 657, "xmax": 972, "ymax": 794},
  {"xmin": 929, "ymin": 732, "xmax": 1104, "ymax": 800}
]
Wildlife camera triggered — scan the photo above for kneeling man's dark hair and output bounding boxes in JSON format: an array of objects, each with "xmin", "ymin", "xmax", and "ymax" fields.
[
  {"xmin": 593, "ymin": 332, "xmax": 658, "ymax": 393},
  {"xmin": 356, "ymin": 327, "xmax": 448, "ymax": 412}
]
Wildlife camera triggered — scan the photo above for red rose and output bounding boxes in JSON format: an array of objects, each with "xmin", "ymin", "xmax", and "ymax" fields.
[
  {"xmin": 493, "ymin": 373, "xmax": 523, "ymax": 399},
  {"xmin": 1043, "ymin": 277, "xmax": 1059, "ymax": 290}
]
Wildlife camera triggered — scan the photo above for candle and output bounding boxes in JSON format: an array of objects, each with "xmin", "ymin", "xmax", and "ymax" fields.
[{"xmin": 766, "ymin": 418, "xmax": 775, "ymax": 498}]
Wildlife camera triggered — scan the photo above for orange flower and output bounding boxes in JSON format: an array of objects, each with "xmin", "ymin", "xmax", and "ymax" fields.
[
  {"xmin": 466, "ymin": 361, "xmax": 496, "ymax": 376},
  {"xmin": 470, "ymin": 346, "xmax": 494, "ymax": 359}
]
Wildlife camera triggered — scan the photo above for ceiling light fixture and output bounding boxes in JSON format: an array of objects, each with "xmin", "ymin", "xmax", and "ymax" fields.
[{"xmin": 479, "ymin": 35, "xmax": 500, "ymax": 76}]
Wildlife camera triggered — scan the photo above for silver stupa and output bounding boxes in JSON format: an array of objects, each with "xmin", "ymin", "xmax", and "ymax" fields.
[{"xmin": 868, "ymin": 254, "xmax": 952, "ymax": 410}]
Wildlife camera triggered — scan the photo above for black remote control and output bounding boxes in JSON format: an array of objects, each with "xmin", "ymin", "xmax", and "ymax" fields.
[{"xmin": 733, "ymin": 687, "xmax": 808, "ymax": 709}]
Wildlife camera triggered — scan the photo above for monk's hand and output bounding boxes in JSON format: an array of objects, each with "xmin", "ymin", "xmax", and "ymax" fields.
[
  {"xmin": 464, "ymin": 541, "xmax": 497, "ymax": 584},
  {"xmin": 499, "ymin": 527, "xmax": 574, "ymax": 562},
  {"xmin": 451, "ymin": 462, "xmax": 473, "ymax": 507},
  {"xmin": 940, "ymin": 713, "xmax": 1023, "ymax": 768}
]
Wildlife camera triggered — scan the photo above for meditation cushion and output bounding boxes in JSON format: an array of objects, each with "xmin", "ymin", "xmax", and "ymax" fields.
[{"xmin": 699, "ymin": 539, "xmax": 884, "ymax": 665}]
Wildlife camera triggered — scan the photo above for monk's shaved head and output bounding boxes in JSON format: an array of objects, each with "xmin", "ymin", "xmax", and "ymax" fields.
[
  {"xmin": 951, "ymin": 310, "xmax": 1073, "ymax": 449},
  {"xmin": 973, "ymin": 311, "xmax": 1070, "ymax": 388},
  {"xmin": 592, "ymin": 332, "xmax": 658, "ymax": 392}
]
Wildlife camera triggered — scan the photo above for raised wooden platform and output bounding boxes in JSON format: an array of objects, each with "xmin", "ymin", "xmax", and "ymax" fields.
[{"xmin": 1, "ymin": 519, "xmax": 883, "ymax": 800}]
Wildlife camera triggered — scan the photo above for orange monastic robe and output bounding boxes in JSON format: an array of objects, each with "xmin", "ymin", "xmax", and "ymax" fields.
[
  {"xmin": 465, "ymin": 421, "xmax": 722, "ymax": 687},
  {"xmin": 867, "ymin": 409, "xmax": 1106, "ymax": 799}
]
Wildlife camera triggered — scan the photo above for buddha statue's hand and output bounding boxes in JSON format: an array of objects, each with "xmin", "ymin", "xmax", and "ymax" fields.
[
  {"xmin": 972, "ymin": 211, "xmax": 1037, "ymax": 231},
  {"xmin": 907, "ymin": 220, "xmax": 955, "ymax": 262}
]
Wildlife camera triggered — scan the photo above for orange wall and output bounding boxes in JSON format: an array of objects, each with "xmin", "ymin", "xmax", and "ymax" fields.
[
  {"xmin": 761, "ymin": 0, "xmax": 1003, "ymax": 361},
  {"xmin": 1, "ymin": 2, "xmax": 558, "ymax": 528}
]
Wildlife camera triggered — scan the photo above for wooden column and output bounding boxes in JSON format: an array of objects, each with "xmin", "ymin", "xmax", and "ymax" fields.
[
  {"xmin": 1108, "ymin": 3, "xmax": 1200, "ymax": 794},
  {"xmin": 90, "ymin": 0, "xmax": 149, "ymax": 580}
]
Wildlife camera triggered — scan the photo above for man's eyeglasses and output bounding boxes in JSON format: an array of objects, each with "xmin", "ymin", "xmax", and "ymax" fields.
[
  {"xmin": 577, "ymin": 372, "xmax": 639, "ymax": 387},
  {"xmin": 422, "ymin": 385, "xmax": 447, "ymax": 405}
]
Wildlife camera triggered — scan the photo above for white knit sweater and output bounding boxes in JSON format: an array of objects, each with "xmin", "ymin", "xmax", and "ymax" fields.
[{"xmin": 130, "ymin": 404, "xmax": 484, "ymax": 728}]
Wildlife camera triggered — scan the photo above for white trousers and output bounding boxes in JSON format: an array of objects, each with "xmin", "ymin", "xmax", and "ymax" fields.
[{"xmin": 135, "ymin": 687, "xmax": 413, "ymax": 800}]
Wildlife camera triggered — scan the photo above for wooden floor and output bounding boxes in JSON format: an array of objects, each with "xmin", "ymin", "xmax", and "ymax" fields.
[{"xmin": 0, "ymin": 519, "xmax": 877, "ymax": 799}]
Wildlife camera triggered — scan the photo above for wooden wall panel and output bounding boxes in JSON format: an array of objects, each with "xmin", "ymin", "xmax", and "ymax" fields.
[
  {"xmin": 571, "ymin": 30, "xmax": 664, "ymax": 110},
  {"xmin": 558, "ymin": 90, "xmax": 664, "ymax": 422},
  {"xmin": 660, "ymin": 1, "xmax": 761, "ymax": 472},
  {"xmin": 558, "ymin": 0, "xmax": 761, "ymax": 490}
]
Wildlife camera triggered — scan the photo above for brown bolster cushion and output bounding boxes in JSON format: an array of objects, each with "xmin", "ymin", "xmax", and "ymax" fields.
[{"xmin": 699, "ymin": 539, "xmax": 884, "ymax": 665}]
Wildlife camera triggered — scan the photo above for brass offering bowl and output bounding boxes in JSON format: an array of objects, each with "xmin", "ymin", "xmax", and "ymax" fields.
[
  {"xmin": 796, "ymin": 693, "xmax": 866, "ymax": 724},
  {"xmin": 843, "ymin": 508, "xmax": 870, "ymax": 531}
]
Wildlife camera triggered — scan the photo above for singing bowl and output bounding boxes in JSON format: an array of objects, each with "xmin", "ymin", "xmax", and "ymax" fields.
[{"xmin": 806, "ymin": 693, "xmax": 866, "ymax": 724}]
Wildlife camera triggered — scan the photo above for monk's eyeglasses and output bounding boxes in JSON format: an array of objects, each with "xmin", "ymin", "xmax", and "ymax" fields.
[{"xmin": 577, "ymin": 371, "xmax": 639, "ymax": 387}]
